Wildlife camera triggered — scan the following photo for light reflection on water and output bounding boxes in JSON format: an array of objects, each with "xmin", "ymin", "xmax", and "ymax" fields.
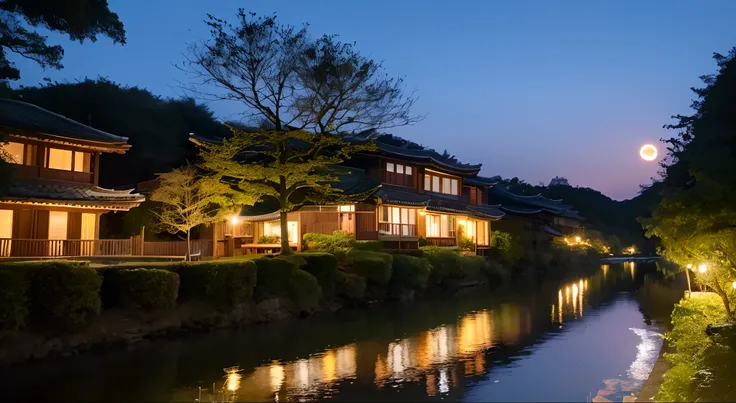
[
  {"xmin": 1, "ymin": 263, "xmax": 679, "ymax": 403},
  {"xmin": 195, "ymin": 266, "xmax": 657, "ymax": 403}
]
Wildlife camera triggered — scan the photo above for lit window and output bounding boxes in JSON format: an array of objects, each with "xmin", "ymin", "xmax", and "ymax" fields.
[
  {"xmin": 263, "ymin": 221, "xmax": 298, "ymax": 244},
  {"xmin": 81, "ymin": 213, "xmax": 96, "ymax": 240},
  {"xmin": 396, "ymin": 164, "xmax": 404, "ymax": 174},
  {"xmin": 442, "ymin": 178, "xmax": 451, "ymax": 194},
  {"xmin": 48, "ymin": 211, "xmax": 68, "ymax": 240},
  {"xmin": 432, "ymin": 176, "xmax": 440, "ymax": 192},
  {"xmin": 386, "ymin": 162, "xmax": 394, "ymax": 173},
  {"xmin": 47, "ymin": 148, "xmax": 73, "ymax": 171},
  {"xmin": 73, "ymin": 151, "xmax": 90, "ymax": 173},
  {"xmin": 1, "ymin": 142, "xmax": 25, "ymax": 164},
  {"xmin": 339, "ymin": 205, "xmax": 355, "ymax": 212},
  {"xmin": 0, "ymin": 209, "xmax": 11, "ymax": 257},
  {"xmin": 424, "ymin": 175, "xmax": 430, "ymax": 191},
  {"xmin": 405, "ymin": 166, "xmax": 412, "ymax": 175},
  {"xmin": 379, "ymin": 206, "xmax": 417, "ymax": 236},
  {"xmin": 451, "ymin": 179, "xmax": 459, "ymax": 195}
]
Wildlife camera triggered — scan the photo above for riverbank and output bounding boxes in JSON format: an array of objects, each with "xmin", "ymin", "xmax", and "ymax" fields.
[
  {"xmin": 0, "ymin": 249, "xmax": 513, "ymax": 365},
  {"xmin": 635, "ymin": 340, "xmax": 672, "ymax": 402}
]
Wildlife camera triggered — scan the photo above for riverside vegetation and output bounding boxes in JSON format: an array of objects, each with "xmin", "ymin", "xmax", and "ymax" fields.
[{"xmin": 0, "ymin": 231, "xmax": 600, "ymax": 364}]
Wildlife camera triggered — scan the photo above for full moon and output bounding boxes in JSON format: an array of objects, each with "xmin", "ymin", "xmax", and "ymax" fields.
[{"xmin": 639, "ymin": 144, "xmax": 657, "ymax": 161}]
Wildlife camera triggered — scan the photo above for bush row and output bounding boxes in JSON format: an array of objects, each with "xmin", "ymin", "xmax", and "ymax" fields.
[{"xmin": 0, "ymin": 248, "xmax": 508, "ymax": 336}]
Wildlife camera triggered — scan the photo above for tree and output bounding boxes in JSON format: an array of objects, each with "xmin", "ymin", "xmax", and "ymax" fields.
[
  {"xmin": 184, "ymin": 11, "xmax": 421, "ymax": 253},
  {"xmin": 642, "ymin": 48, "xmax": 736, "ymax": 316},
  {"xmin": 0, "ymin": 0, "xmax": 125, "ymax": 80},
  {"xmin": 195, "ymin": 128, "xmax": 375, "ymax": 253},
  {"xmin": 150, "ymin": 165, "xmax": 242, "ymax": 260}
]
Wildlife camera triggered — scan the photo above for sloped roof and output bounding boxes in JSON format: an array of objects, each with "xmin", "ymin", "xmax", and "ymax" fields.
[
  {"xmin": 376, "ymin": 186, "xmax": 431, "ymax": 206},
  {"xmin": 463, "ymin": 175, "xmax": 502, "ymax": 187},
  {"xmin": 372, "ymin": 141, "xmax": 482, "ymax": 174},
  {"xmin": 0, "ymin": 99, "xmax": 129, "ymax": 146},
  {"xmin": 0, "ymin": 181, "xmax": 144, "ymax": 211}
]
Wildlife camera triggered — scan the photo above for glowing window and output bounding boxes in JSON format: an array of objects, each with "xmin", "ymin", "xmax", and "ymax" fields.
[
  {"xmin": 73, "ymin": 151, "xmax": 90, "ymax": 173},
  {"xmin": 339, "ymin": 205, "xmax": 355, "ymax": 212},
  {"xmin": 81, "ymin": 213, "xmax": 96, "ymax": 240},
  {"xmin": 47, "ymin": 148, "xmax": 73, "ymax": 171},
  {"xmin": 2, "ymin": 142, "xmax": 25, "ymax": 164},
  {"xmin": 48, "ymin": 211, "xmax": 68, "ymax": 240},
  {"xmin": 386, "ymin": 162, "xmax": 394, "ymax": 172}
]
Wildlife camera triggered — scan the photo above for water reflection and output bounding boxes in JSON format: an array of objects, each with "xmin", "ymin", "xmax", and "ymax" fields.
[{"xmin": 555, "ymin": 277, "xmax": 587, "ymax": 323}]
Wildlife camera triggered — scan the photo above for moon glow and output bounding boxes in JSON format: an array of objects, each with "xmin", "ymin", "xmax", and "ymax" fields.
[{"xmin": 639, "ymin": 144, "xmax": 657, "ymax": 161}]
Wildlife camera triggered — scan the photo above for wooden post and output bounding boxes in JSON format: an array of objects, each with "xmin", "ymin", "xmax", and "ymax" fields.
[{"xmin": 224, "ymin": 235, "xmax": 234, "ymax": 258}]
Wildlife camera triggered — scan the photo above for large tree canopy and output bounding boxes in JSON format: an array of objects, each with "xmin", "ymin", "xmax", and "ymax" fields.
[
  {"xmin": 185, "ymin": 11, "xmax": 420, "ymax": 253},
  {"xmin": 0, "ymin": 0, "xmax": 125, "ymax": 80},
  {"xmin": 642, "ymin": 48, "xmax": 736, "ymax": 315}
]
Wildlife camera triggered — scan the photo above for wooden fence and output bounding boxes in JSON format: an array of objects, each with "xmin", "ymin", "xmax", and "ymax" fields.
[{"xmin": 0, "ymin": 238, "xmax": 213, "ymax": 258}]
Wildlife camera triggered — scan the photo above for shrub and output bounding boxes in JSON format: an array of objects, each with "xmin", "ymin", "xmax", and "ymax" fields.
[
  {"xmin": 275, "ymin": 254, "xmax": 307, "ymax": 269},
  {"xmin": 352, "ymin": 240, "xmax": 383, "ymax": 251},
  {"xmin": 175, "ymin": 261, "xmax": 257, "ymax": 306},
  {"xmin": 418, "ymin": 235, "xmax": 428, "ymax": 247},
  {"xmin": 458, "ymin": 236, "xmax": 475, "ymax": 252},
  {"xmin": 460, "ymin": 255, "xmax": 488, "ymax": 278},
  {"xmin": 13, "ymin": 261, "xmax": 102, "ymax": 330},
  {"xmin": 258, "ymin": 235, "xmax": 280, "ymax": 244},
  {"xmin": 297, "ymin": 252, "xmax": 339, "ymax": 299},
  {"xmin": 336, "ymin": 271, "xmax": 366, "ymax": 300},
  {"xmin": 390, "ymin": 254, "xmax": 431, "ymax": 290},
  {"xmin": 253, "ymin": 257, "xmax": 297, "ymax": 301},
  {"xmin": 288, "ymin": 269, "xmax": 321, "ymax": 311},
  {"xmin": 115, "ymin": 269, "xmax": 179, "ymax": 311},
  {"xmin": 345, "ymin": 250, "xmax": 393, "ymax": 284},
  {"xmin": 484, "ymin": 260, "xmax": 509, "ymax": 283},
  {"xmin": 0, "ymin": 270, "xmax": 27, "ymax": 335},
  {"xmin": 303, "ymin": 231, "xmax": 355, "ymax": 254},
  {"xmin": 422, "ymin": 248, "xmax": 463, "ymax": 283}
]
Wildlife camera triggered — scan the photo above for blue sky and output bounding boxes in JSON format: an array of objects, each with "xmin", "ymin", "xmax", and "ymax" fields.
[{"xmin": 12, "ymin": 0, "xmax": 736, "ymax": 199}]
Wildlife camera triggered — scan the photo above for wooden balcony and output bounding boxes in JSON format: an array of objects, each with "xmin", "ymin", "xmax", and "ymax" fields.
[
  {"xmin": 13, "ymin": 164, "xmax": 93, "ymax": 184},
  {"xmin": 378, "ymin": 223, "xmax": 417, "ymax": 237},
  {"xmin": 426, "ymin": 237, "xmax": 457, "ymax": 247},
  {"xmin": 0, "ymin": 238, "xmax": 213, "ymax": 258}
]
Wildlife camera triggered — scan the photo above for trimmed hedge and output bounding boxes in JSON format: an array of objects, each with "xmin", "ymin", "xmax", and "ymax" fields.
[
  {"xmin": 253, "ymin": 257, "xmax": 297, "ymax": 301},
  {"xmin": 345, "ymin": 250, "xmax": 393, "ymax": 284},
  {"xmin": 297, "ymin": 252, "xmax": 339, "ymax": 299},
  {"xmin": 484, "ymin": 260, "xmax": 510, "ymax": 282},
  {"xmin": 175, "ymin": 261, "xmax": 257, "ymax": 306},
  {"xmin": 275, "ymin": 254, "xmax": 307, "ymax": 269},
  {"xmin": 460, "ymin": 255, "xmax": 488, "ymax": 278},
  {"xmin": 352, "ymin": 240, "xmax": 383, "ymax": 251},
  {"xmin": 422, "ymin": 248, "xmax": 463, "ymax": 283},
  {"xmin": 288, "ymin": 269, "xmax": 321, "ymax": 311},
  {"xmin": 390, "ymin": 254, "xmax": 431, "ymax": 290},
  {"xmin": 11, "ymin": 261, "xmax": 102, "ymax": 330},
  {"xmin": 0, "ymin": 270, "xmax": 27, "ymax": 335},
  {"xmin": 114, "ymin": 269, "xmax": 179, "ymax": 311},
  {"xmin": 336, "ymin": 271, "xmax": 366, "ymax": 300}
]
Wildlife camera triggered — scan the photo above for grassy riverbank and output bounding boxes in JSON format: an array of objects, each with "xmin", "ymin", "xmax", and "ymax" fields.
[
  {"xmin": 0, "ymin": 248, "xmax": 511, "ymax": 364},
  {"xmin": 656, "ymin": 293, "xmax": 736, "ymax": 401}
]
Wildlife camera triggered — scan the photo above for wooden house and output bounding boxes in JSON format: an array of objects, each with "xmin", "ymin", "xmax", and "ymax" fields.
[{"xmin": 0, "ymin": 99, "xmax": 145, "ymax": 257}]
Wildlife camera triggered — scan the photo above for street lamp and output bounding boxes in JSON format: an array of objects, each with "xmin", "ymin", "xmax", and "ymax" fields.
[
  {"xmin": 698, "ymin": 264, "xmax": 708, "ymax": 273},
  {"xmin": 732, "ymin": 281, "xmax": 736, "ymax": 289},
  {"xmin": 684, "ymin": 264, "xmax": 693, "ymax": 296}
]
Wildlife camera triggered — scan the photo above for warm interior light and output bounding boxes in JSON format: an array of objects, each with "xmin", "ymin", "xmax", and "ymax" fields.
[{"xmin": 698, "ymin": 264, "xmax": 707, "ymax": 273}]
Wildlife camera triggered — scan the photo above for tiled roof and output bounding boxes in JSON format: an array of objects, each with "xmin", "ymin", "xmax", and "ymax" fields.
[
  {"xmin": 543, "ymin": 225, "xmax": 564, "ymax": 236},
  {"xmin": 463, "ymin": 175, "xmax": 502, "ymax": 187},
  {"xmin": 467, "ymin": 204, "xmax": 505, "ymax": 219},
  {"xmin": 0, "ymin": 99, "xmax": 129, "ymax": 145},
  {"xmin": 373, "ymin": 141, "xmax": 482, "ymax": 174},
  {"xmin": 376, "ymin": 186, "xmax": 431, "ymax": 206},
  {"xmin": 0, "ymin": 181, "xmax": 144, "ymax": 210}
]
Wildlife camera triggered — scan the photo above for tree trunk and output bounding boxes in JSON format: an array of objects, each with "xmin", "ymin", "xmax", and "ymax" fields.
[
  {"xmin": 712, "ymin": 281, "xmax": 733, "ymax": 317},
  {"xmin": 186, "ymin": 229, "xmax": 191, "ymax": 261},
  {"xmin": 280, "ymin": 210, "xmax": 292, "ymax": 255}
]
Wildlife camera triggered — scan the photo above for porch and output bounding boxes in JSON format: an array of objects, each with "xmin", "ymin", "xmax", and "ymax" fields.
[{"xmin": 0, "ymin": 238, "xmax": 214, "ymax": 259}]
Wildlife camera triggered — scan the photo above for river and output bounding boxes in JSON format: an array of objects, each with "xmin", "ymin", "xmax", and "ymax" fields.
[{"xmin": 1, "ymin": 262, "xmax": 684, "ymax": 402}]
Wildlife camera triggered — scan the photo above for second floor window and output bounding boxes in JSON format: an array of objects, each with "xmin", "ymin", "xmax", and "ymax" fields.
[
  {"xmin": 46, "ymin": 148, "xmax": 90, "ymax": 173},
  {"xmin": 384, "ymin": 161, "xmax": 414, "ymax": 187},
  {"xmin": 424, "ymin": 172, "xmax": 459, "ymax": 195},
  {"xmin": 1, "ymin": 142, "xmax": 37, "ymax": 165}
]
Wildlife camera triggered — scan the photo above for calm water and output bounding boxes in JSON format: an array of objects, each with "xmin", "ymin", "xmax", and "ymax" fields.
[{"xmin": 2, "ymin": 262, "xmax": 683, "ymax": 402}]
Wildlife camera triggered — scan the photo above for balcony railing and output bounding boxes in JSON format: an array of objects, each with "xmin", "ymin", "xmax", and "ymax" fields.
[
  {"xmin": 0, "ymin": 238, "xmax": 132, "ymax": 257},
  {"xmin": 378, "ymin": 223, "xmax": 417, "ymax": 237},
  {"xmin": 0, "ymin": 238, "xmax": 214, "ymax": 258},
  {"xmin": 426, "ymin": 237, "xmax": 457, "ymax": 247}
]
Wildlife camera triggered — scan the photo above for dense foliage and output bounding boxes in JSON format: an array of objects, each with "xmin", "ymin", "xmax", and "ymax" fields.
[
  {"xmin": 112, "ymin": 269, "xmax": 179, "ymax": 311},
  {"xmin": 657, "ymin": 294, "xmax": 736, "ymax": 401},
  {"xmin": 643, "ymin": 48, "xmax": 736, "ymax": 316}
]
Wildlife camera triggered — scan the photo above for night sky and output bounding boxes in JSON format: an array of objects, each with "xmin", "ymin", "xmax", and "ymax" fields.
[{"xmin": 12, "ymin": 0, "xmax": 736, "ymax": 200}]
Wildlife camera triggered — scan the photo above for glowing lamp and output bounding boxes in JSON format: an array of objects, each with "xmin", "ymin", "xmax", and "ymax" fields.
[
  {"xmin": 230, "ymin": 215, "xmax": 240, "ymax": 225},
  {"xmin": 575, "ymin": 236, "xmax": 581, "ymax": 243},
  {"xmin": 698, "ymin": 264, "xmax": 707, "ymax": 273},
  {"xmin": 732, "ymin": 281, "xmax": 736, "ymax": 289},
  {"xmin": 686, "ymin": 264, "xmax": 692, "ymax": 269},
  {"xmin": 419, "ymin": 210, "xmax": 426, "ymax": 217}
]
